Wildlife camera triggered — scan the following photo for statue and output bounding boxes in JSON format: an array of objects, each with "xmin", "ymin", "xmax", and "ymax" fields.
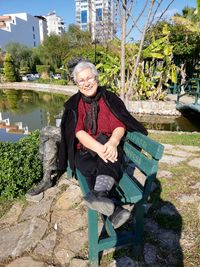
[{"xmin": 27, "ymin": 126, "xmax": 61, "ymax": 196}]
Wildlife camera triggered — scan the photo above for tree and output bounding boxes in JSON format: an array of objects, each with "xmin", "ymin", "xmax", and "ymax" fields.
[
  {"xmin": 5, "ymin": 42, "xmax": 35, "ymax": 74},
  {"xmin": 170, "ymin": 6, "xmax": 200, "ymax": 78},
  {"xmin": 66, "ymin": 24, "xmax": 91, "ymax": 48},
  {"xmin": 37, "ymin": 34, "xmax": 67, "ymax": 69},
  {"xmin": 115, "ymin": 0, "xmax": 176, "ymax": 103},
  {"xmin": 3, "ymin": 53, "xmax": 18, "ymax": 82}
]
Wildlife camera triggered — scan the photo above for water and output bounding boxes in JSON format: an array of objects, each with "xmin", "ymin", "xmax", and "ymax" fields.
[
  {"xmin": 0, "ymin": 89, "xmax": 199, "ymax": 142},
  {"xmin": 134, "ymin": 114, "xmax": 200, "ymax": 132},
  {"xmin": 0, "ymin": 89, "xmax": 68, "ymax": 142}
]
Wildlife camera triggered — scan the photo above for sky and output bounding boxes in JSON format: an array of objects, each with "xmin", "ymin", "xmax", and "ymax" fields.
[{"xmin": 0, "ymin": 0, "xmax": 197, "ymax": 36}]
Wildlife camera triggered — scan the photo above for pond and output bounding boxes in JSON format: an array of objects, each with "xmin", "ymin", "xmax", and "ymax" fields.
[{"xmin": 0, "ymin": 89, "xmax": 199, "ymax": 142}]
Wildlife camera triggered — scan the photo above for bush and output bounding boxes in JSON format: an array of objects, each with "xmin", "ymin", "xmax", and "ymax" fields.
[
  {"xmin": 0, "ymin": 131, "xmax": 43, "ymax": 199},
  {"xmin": 37, "ymin": 78, "xmax": 68, "ymax": 85},
  {"xmin": 36, "ymin": 65, "xmax": 51, "ymax": 74}
]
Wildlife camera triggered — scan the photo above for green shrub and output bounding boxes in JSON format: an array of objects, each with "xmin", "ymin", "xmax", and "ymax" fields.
[
  {"xmin": 36, "ymin": 65, "xmax": 51, "ymax": 74},
  {"xmin": 0, "ymin": 131, "xmax": 43, "ymax": 199},
  {"xmin": 37, "ymin": 78, "xmax": 68, "ymax": 85}
]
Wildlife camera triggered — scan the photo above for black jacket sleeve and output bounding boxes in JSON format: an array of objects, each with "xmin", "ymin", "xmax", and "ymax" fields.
[{"xmin": 105, "ymin": 90, "xmax": 148, "ymax": 135}]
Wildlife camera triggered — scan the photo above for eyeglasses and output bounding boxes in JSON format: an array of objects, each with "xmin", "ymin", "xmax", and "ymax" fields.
[{"xmin": 77, "ymin": 76, "xmax": 96, "ymax": 87}]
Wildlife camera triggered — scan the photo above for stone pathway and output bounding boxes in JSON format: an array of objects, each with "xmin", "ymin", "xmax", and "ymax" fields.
[{"xmin": 0, "ymin": 144, "xmax": 200, "ymax": 267}]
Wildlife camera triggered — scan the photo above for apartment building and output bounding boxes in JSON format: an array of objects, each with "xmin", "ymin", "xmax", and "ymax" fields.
[
  {"xmin": 45, "ymin": 11, "xmax": 65, "ymax": 36},
  {"xmin": 35, "ymin": 15, "xmax": 48, "ymax": 43},
  {"xmin": 0, "ymin": 11, "xmax": 65, "ymax": 50},
  {"xmin": 0, "ymin": 13, "xmax": 43, "ymax": 50},
  {"xmin": 75, "ymin": 0, "xmax": 117, "ymax": 42}
]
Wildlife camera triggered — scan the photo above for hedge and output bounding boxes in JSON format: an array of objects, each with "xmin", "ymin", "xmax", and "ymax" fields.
[{"xmin": 0, "ymin": 131, "xmax": 43, "ymax": 199}]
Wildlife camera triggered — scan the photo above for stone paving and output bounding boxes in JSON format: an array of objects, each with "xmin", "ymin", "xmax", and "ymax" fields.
[{"xmin": 0, "ymin": 144, "xmax": 200, "ymax": 267}]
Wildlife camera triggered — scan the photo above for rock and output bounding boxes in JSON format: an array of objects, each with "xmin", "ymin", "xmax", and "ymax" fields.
[
  {"xmin": 157, "ymin": 170, "xmax": 173, "ymax": 179},
  {"xmin": 54, "ymin": 246, "xmax": 75, "ymax": 266},
  {"xmin": 0, "ymin": 201, "xmax": 24, "ymax": 228},
  {"xmin": 70, "ymin": 258, "xmax": 88, "ymax": 267},
  {"xmin": 160, "ymin": 155, "xmax": 186, "ymax": 165},
  {"xmin": 6, "ymin": 256, "xmax": 45, "ymax": 267},
  {"xmin": 53, "ymin": 183, "xmax": 82, "ymax": 212},
  {"xmin": 19, "ymin": 199, "xmax": 53, "ymax": 221},
  {"xmin": 60, "ymin": 229, "xmax": 88, "ymax": 253},
  {"xmin": 197, "ymin": 204, "xmax": 200, "ymax": 219},
  {"xmin": 51, "ymin": 207, "xmax": 87, "ymax": 235},
  {"xmin": 165, "ymin": 149, "xmax": 193, "ymax": 158},
  {"xmin": 190, "ymin": 182, "xmax": 200, "ymax": 190},
  {"xmin": 54, "ymin": 230, "xmax": 88, "ymax": 266},
  {"xmin": 178, "ymin": 145, "xmax": 200, "ymax": 152},
  {"xmin": 188, "ymin": 158, "xmax": 200, "ymax": 169},
  {"xmin": 43, "ymin": 186, "xmax": 60, "ymax": 200},
  {"xmin": 34, "ymin": 230, "xmax": 57, "ymax": 258},
  {"xmin": 179, "ymin": 193, "xmax": 200, "ymax": 204},
  {"xmin": 26, "ymin": 192, "xmax": 44, "ymax": 202},
  {"xmin": 0, "ymin": 218, "xmax": 48, "ymax": 261}
]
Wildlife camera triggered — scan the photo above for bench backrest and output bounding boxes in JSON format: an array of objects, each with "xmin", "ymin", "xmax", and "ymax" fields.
[{"xmin": 118, "ymin": 131, "xmax": 164, "ymax": 203}]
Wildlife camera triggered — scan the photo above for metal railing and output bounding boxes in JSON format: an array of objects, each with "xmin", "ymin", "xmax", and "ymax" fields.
[{"xmin": 176, "ymin": 78, "xmax": 200, "ymax": 105}]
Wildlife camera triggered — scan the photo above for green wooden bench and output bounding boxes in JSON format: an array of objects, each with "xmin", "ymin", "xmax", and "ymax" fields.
[{"xmin": 68, "ymin": 131, "xmax": 164, "ymax": 267}]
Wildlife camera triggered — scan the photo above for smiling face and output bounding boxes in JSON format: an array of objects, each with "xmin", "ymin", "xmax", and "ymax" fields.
[{"xmin": 76, "ymin": 68, "xmax": 98, "ymax": 97}]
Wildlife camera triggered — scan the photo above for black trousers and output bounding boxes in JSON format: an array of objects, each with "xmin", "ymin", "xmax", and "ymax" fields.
[{"xmin": 74, "ymin": 146, "xmax": 123, "ymax": 190}]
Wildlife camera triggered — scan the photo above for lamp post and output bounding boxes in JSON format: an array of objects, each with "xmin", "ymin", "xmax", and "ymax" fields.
[{"xmin": 92, "ymin": 38, "xmax": 98, "ymax": 64}]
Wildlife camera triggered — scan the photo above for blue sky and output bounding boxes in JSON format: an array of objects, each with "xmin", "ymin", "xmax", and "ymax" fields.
[
  {"xmin": 0, "ymin": 0, "xmax": 197, "ymax": 33},
  {"xmin": 0, "ymin": 0, "xmax": 197, "ymax": 25}
]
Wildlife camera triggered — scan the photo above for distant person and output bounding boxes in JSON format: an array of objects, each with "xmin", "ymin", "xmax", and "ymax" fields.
[{"xmin": 58, "ymin": 61, "xmax": 148, "ymax": 228}]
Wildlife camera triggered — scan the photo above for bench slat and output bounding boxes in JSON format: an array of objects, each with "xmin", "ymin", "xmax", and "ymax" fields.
[
  {"xmin": 126, "ymin": 132, "xmax": 164, "ymax": 160},
  {"xmin": 117, "ymin": 173, "xmax": 143, "ymax": 203},
  {"xmin": 123, "ymin": 142, "xmax": 158, "ymax": 176}
]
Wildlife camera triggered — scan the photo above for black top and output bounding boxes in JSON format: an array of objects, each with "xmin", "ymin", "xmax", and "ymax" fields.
[{"xmin": 58, "ymin": 86, "xmax": 148, "ymax": 172}]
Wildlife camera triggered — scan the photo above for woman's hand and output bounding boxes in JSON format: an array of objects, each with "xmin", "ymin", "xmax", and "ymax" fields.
[
  {"xmin": 102, "ymin": 139, "xmax": 118, "ymax": 163},
  {"xmin": 95, "ymin": 143, "xmax": 109, "ymax": 163},
  {"xmin": 96, "ymin": 140, "xmax": 118, "ymax": 163}
]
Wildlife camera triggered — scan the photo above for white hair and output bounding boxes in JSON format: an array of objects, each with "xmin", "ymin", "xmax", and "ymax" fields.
[{"xmin": 72, "ymin": 61, "xmax": 98, "ymax": 82}]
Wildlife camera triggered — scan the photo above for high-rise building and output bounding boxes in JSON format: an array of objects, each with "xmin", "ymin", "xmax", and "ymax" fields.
[
  {"xmin": 75, "ymin": 0, "xmax": 117, "ymax": 42},
  {"xmin": 45, "ymin": 11, "xmax": 65, "ymax": 36}
]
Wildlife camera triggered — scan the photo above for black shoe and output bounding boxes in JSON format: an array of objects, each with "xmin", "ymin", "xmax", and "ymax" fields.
[
  {"xmin": 27, "ymin": 180, "xmax": 53, "ymax": 196},
  {"xmin": 83, "ymin": 190, "xmax": 115, "ymax": 216},
  {"xmin": 110, "ymin": 206, "xmax": 131, "ymax": 229}
]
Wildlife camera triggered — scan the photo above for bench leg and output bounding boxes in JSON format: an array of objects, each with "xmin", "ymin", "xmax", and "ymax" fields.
[
  {"xmin": 133, "ymin": 204, "xmax": 145, "ymax": 259},
  {"xmin": 88, "ymin": 209, "xmax": 99, "ymax": 267}
]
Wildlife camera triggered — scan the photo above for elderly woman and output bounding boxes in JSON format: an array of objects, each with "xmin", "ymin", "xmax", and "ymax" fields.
[{"xmin": 58, "ymin": 61, "xmax": 147, "ymax": 228}]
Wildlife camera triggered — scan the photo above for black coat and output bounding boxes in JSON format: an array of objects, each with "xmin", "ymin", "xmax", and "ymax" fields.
[{"xmin": 58, "ymin": 87, "xmax": 147, "ymax": 172}]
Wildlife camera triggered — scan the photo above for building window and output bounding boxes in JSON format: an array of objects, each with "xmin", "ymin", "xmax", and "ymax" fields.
[
  {"xmin": 32, "ymin": 26, "xmax": 35, "ymax": 32},
  {"xmin": 33, "ymin": 34, "xmax": 35, "ymax": 39},
  {"xmin": 81, "ymin": 24, "xmax": 88, "ymax": 31},
  {"xmin": 81, "ymin": 10, "xmax": 87, "ymax": 23},
  {"xmin": 34, "ymin": 41, "xmax": 36, "ymax": 47},
  {"xmin": 96, "ymin": 8, "xmax": 102, "ymax": 21}
]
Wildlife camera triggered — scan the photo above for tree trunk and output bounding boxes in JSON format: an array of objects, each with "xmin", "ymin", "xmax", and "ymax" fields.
[
  {"xmin": 120, "ymin": 0, "xmax": 127, "ymax": 101},
  {"xmin": 126, "ymin": 0, "xmax": 155, "ymax": 106}
]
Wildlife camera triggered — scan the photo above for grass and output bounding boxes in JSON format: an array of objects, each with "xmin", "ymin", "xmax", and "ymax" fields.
[
  {"xmin": 99, "ymin": 132, "xmax": 200, "ymax": 267},
  {"xmin": 0, "ymin": 198, "xmax": 15, "ymax": 218},
  {"xmin": 149, "ymin": 131, "xmax": 200, "ymax": 146}
]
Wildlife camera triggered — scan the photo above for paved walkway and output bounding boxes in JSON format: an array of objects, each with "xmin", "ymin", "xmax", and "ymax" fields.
[{"xmin": 0, "ymin": 144, "xmax": 200, "ymax": 267}]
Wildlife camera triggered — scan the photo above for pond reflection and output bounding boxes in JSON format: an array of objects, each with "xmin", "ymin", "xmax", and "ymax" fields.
[
  {"xmin": 0, "ymin": 89, "xmax": 200, "ymax": 142},
  {"xmin": 134, "ymin": 114, "xmax": 200, "ymax": 132},
  {"xmin": 0, "ymin": 89, "xmax": 68, "ymax": 142}
]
